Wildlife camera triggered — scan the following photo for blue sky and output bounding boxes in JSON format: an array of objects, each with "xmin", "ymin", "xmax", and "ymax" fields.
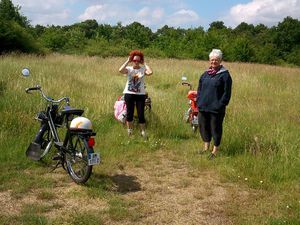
[{"xmin": 13, "ymin": 0, "xmax": 300, "ymax": 30}]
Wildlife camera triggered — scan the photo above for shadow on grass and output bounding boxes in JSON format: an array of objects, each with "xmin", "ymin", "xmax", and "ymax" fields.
[{"xmin": 88, "ymin": 173, "xmax": 141, "ymax": 194}]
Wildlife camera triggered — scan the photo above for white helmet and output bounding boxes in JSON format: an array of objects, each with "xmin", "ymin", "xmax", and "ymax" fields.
[{"xmin": 70, "ymin": 117, "xmax": 93, "ymax": 130}]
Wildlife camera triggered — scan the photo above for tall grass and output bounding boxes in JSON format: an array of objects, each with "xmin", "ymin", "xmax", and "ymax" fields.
[{"xmin": 0, "ymin": 54, "xmax": 299, "ymax": 223}]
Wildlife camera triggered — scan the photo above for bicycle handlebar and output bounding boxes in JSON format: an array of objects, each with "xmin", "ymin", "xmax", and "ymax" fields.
[
  {"xmin": 181, "ymin": 82, "xmax": 193, "ymax": 90},
  {"xmin": 25, "ymin": 85, "xmax": 70, "ymax": 105},
  {"xmin": 25, "ymin": 85, "xmax": 41, "ymax": 93}
]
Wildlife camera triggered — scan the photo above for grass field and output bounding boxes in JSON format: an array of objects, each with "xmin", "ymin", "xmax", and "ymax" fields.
[{"xmin": 0, "ymin": 54, "xmax": 299, "ymax": 224}]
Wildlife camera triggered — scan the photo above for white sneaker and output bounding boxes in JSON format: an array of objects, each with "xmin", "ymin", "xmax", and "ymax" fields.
[
  {"xmin": 141, "ymin": 130, "xmax": 147, "ymax": 138},
  {"xmin": 128, "ymin": 129, "xmax": 133, "ymax": 136}
]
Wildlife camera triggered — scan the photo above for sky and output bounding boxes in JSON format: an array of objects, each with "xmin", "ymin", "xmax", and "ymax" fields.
[{"xmin": 12, "ymin": 0, "xmax": 300, "ymax": 30}]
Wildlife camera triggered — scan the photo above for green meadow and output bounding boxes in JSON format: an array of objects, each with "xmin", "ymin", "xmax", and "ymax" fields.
[{"xmin": 0, "ymin": 54, "xmax": 299, "ymax": 224}]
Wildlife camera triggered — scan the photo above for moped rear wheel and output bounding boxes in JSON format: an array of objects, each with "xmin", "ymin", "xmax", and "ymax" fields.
[{"xmin": 65, "ymin": 134, "xmax": 92, "ymax": 184}]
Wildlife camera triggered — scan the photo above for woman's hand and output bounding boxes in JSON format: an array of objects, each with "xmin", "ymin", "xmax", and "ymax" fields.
[
  {"xmin": 119, "ymin": 57, "xmax": 130, "ymax": 74},
  {"xmin": 144, "ymin": 62, "xmax": 153, "ymax": 76}
]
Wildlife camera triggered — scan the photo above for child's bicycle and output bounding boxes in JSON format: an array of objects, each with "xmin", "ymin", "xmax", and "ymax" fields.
[
  {"xmin": 114, "ymin": 93, "xmax": 151, "ymax": 124},
  {"xmin": 181, "ymin": 76, "xmax": 198, "ymax": 132}
]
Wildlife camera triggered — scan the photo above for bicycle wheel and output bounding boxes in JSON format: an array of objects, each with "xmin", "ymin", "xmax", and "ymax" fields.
[
  {"xmin": 145, "ymin": 97, "xmax": 151, "ymax": 112},
  {"xmin": 65, "ymin": 134, "xmax": 92, "ymax": 184}
]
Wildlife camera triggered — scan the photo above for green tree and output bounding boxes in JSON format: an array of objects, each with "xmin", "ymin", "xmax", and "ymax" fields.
[
  {"xmin": 123, "ymin": 22, "xmax": 153, "ymax": 48},
  {"xmin": 254, "ymin": 43, "xmax": 279, "ymax": 64},
  {"xmin": 286, "ymin": 47, "xmax": 300, "ymax": 66},
  {"xmin": 70, "ymin": 19, "xmax": 98, "ymax": 39},
  {"xmin": 153, "ymin": 25, "xmax": 185, "ymax": 58},
  {"xmin": 33, "ymin": 24, "xmax": 46, "ymax": 37},
  {"xmin": 208, "ymin": 21, "xmax": 227, "ymax": 31},
  {"xmin": 273, "ymin": 17, "xmax": 300, "ymax": 58},
  {"xmin": 96, "ymin": 24, "xmax": 114, "ymax": 40},
  {"xmin": 64, "ymin": 27, "xmax": 87, "ymax": 53},
  {"xmin": 111, "ymin": 22, "xmax": 125, "ymax": 41},
  {"xmin": 39, "ymin": 27, "xmax": 67, "ymax": 51},
  {"xmin": 233, "ymin": 22, "xmax": 255, "ymax": 36},
  {"xmin": 227, "ymin": 37, "xmax": 254, "ymax": 62},
  {"xmin": 0, "ymin": 0, "xmax": 29, "ymax": 27},
  {"xmin": 205, "ymin": 21, "xmax": 231, "ymax": 58},
  {"xmin": 181, "ymin": 27, "xmax": 206, "ymax": 59},
  {"xmin": 0, "ymin": 20, "xmax": 41, "ymax": 53},
  {"xmin": 254, "ymin": 23, "xmax": 268, "ymax": 34}
]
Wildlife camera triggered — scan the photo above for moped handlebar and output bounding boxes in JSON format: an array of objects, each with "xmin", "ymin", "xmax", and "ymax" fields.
[
  {"xmin": 25, "ymin": 85, "xmax": 41, "ymax": 93},
  {"xmin": 25, "ymin": 85, "xmax": 70, "ymax": 105},
  {"xmin": 181, "ymin": 82, "xmax": 193, "ymax": 90}
]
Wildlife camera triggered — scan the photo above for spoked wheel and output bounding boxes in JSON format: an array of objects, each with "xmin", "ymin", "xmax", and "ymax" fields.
[
  {"xmin": 144, "ymin": 104, "xmax": 151, "ymax": 120},
  {"xmin": 39, "ymin": 129, "xmax": 58, "ymax": 166},
  {"xmin": 183, "ymin": 111, "xmax": 190, "ymax": 123},
  {"xmin": 145, "ymin": 104, "xmax": 151, "ymax": 113},
  {"xmin": 65, "ymin": 134, "xmax": 92, "ymax": 184}
]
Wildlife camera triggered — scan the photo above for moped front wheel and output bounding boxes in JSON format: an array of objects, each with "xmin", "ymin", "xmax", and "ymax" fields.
[
  {"xmin": 40, "ymin": 129, "xmax": 54, "ymax": 159},
  {"xmin": 65, "ymin": 134, "xmax": 92, "ymax": 184}
]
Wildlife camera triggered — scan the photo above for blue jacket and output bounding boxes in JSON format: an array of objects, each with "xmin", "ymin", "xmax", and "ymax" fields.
[{"xmin": 196, "ymin": 66, "xmax": 232, "ymax": 114}]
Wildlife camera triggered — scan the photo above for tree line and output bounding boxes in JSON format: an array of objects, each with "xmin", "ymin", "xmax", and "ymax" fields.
[{"xmin": 1, "ymin": 0, "xmax": 300, "ymax": 66}]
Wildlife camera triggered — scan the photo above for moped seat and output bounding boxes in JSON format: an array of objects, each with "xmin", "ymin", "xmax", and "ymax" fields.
[{"xmin": 61, "ymin": 107, "xmax": 84, "ymax": 116}]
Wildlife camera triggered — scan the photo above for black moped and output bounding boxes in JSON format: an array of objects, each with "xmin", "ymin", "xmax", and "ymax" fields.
[{"xmin": 22, "ymin": 68, "xmax": 100, "ymax": 184}]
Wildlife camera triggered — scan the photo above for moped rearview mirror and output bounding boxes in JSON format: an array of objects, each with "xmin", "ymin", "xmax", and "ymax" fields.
[
  {"xmin": 181, "ymin": 76, "xmax": 187, "ymax": 81},
  {"xmin": 22, "ymin": 68, "xmax": 30, "ymax": 77}
]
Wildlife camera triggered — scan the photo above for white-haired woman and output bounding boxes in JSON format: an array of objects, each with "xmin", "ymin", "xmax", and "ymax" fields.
[{"xmin": 196, "ymin": 49, "xmax": 232, "ymax": 160}]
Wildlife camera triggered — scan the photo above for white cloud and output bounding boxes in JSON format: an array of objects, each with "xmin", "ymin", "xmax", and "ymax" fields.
[
  {"xmin": 79, "ymin": 4, "xmax": 199, "ymax": 29},
  {"xmin": 135, "ymin": 7, "xmax": 165, "ymax": 26},
  {"xmin": 137, "ymin": 7, "xmax": 151, "ymax": 18},
  {"xmin": 152, "ymin": 8, "xmax": 165, "ymax": 21},
  {"xmin": 226, "ymin": 0, "xmax": 300, "ymax": 27},
  {"xmin": 12, "ymin": 0, "xmax": 200, "ymax": 29},
  {"xmin": 77, "ymin": 1, "xmax": 198, "ymax": 29},
  {"xmin": 34, "ymin": 10, "xmax": 70, "ymax": 25},
  {"xmin": 12, "ymin": 0, "xmax": 72, "ymax": 25},
  {"xmin": 78, "ymin": 4, "xmax": 118, "ymax": 21},
  {"xmin": 166, "ymin": 9, "xmax": 200, "ymax": 27}
]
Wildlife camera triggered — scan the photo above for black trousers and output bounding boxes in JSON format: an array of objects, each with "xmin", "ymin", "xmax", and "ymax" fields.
[
  {"xmin": 124, "ymin": 94, "xmax": 146, "ymax": 123},
  {"xmin": 198, "ymin": 111, "xmax": 225, "ymax": 147}
]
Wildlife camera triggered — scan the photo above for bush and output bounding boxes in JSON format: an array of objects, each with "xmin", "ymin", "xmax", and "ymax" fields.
[
  {"xmin": 143, "ymin": 47, "xmax": 166, "ymax": 58},
  {"xmin": 39, "ymin": 28, "xmax": 67, "ymax": 52},
  {"xmin": 0, "ymin": 20, "xmax": 42, "ymax": 54},
  {"xmin": 85, "ymin": 38, "xmax": 129, "ymax": 57},
  {"xmin": 286, "ymin": 47, "xmax": 300, "ymax": 66}
]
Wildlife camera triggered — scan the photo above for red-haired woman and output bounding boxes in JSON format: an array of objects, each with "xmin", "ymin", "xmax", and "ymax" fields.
[{"xmin": 119, "ymin": 50, "xmax": 153, "ymax": 137}]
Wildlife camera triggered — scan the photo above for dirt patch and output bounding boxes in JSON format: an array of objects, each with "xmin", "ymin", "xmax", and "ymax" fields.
[
  {"xmin": 0, "ymin": 150, "xmax": 254, "ymax": 224},
  {"xmin": 113, "ymin": 152, "xmax": 251, "ymax": 225},
  {"xmin": 0, "ymin": 172, "xmax": 108, "ymax": 219}
]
